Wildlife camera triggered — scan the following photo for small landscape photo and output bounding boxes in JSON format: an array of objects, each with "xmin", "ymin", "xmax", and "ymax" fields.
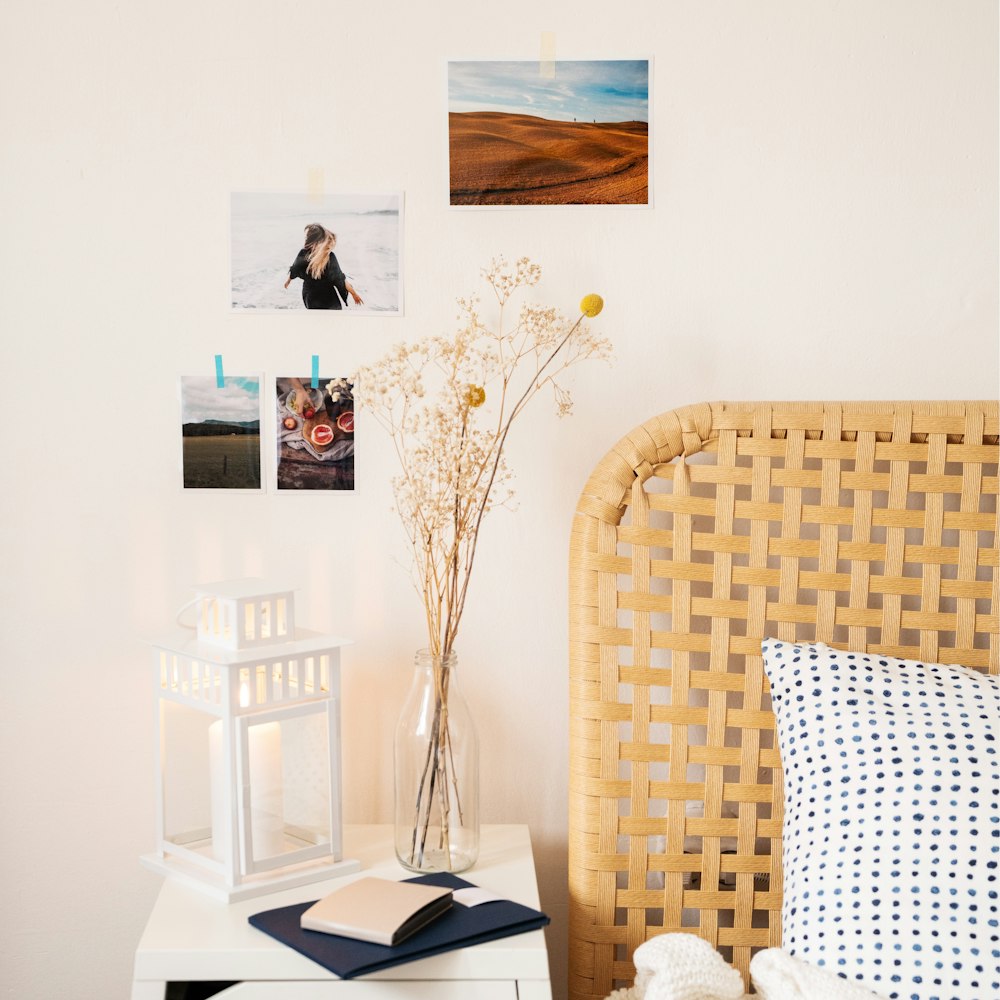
[
  {"xmin": 180, "ymin": 376, "xmax": 262, "ymax": 491},
  {"xmin": 448, "ymin": 59, "xmax": 649, "ymax": 207},
  {"xmin": 231, "ymin": 192, "xmax": 402, "ymax": 313},
  {"xmin": 275, "ymin": 376, "xmax": 355, "ymax": 492}
]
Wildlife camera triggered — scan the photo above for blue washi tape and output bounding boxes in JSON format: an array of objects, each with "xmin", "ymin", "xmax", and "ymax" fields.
[
  {"xmin": 311, "ymin": 355, "xmax": 320, "ymax": 389},
  {"xmin": 215, "ymin": 354, "xmax": 225, "ymax": 388}
]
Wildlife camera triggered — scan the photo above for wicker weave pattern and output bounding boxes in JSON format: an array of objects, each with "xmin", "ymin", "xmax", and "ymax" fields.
[{"xmin": 568, "ymin": 401, "xmax": 999, "ymax": 999}]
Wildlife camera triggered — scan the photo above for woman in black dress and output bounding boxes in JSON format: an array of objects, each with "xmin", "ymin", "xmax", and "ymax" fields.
[{"xmin": 283, "ymin": 224, "xmax": 364, "ymax": 309}]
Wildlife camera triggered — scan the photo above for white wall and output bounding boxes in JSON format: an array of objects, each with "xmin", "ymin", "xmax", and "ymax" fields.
[{"xmin": 2, "ymin": 1, "xmax": 996, "ymax": 996}]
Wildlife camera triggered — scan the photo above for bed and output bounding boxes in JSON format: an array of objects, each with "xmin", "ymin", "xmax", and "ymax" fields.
[{"xmin": 567, "ymin": 401, "xmax": 999, "ymax": 999}]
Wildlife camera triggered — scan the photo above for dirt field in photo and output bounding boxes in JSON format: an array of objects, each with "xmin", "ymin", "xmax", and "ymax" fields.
[
  {"xmin": 183, "ymin": 435, "xmax": 261, "ymax": 490},
  {"xmin": 449, "ymin": 112, "xmax": 648, "ymax": 206}
]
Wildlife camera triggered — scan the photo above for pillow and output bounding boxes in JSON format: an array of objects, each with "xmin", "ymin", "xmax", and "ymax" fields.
[{"xmin": 762, "ymin": 639, "xmax": 999, "ymax": 1000}]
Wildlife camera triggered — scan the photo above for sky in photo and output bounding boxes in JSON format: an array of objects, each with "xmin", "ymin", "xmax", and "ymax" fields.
[
  {"xmin": 231, "ymin": 192, "xmax": 399, "ymax": 220},
  {"xmin": 448, "ymin": 60, "xmax": 649, "ymax": 123},
  {"xmin": 182, "ymin": 376, "xmax": 261, "ymax": 424}
]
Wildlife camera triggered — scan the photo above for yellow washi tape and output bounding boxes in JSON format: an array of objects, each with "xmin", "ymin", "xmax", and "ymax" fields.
[
  {"xmin": 307, "ymin": 167, "xmax": 324, "ymax": 203},
  {"xmin": 539, "ymin": 32, "xmax": 556, "ymax": 79}
]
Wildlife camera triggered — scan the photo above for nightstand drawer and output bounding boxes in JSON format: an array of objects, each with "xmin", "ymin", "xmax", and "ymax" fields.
[{"xmin": 212, "ymin": 981, "xmax": 518, "ymax": 998}]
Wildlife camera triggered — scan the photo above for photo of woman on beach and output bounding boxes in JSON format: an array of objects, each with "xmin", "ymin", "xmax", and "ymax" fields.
[
  {"xmin": 284, "ymin": 224, "xmax": 364, "ymax": 309},
  {"xmin": 231, "ymin": 192, "xmax": 402, "ymax": 313}
]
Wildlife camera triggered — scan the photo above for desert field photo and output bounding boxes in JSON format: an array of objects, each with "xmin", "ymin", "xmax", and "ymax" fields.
[{"xmin": 448, "ymin": 60, "xmax": 649, "ymax": 206}]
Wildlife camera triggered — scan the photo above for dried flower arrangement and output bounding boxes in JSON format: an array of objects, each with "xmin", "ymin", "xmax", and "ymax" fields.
[{"xmin": 356, "ymin": 256, "xmax": 610, "ymax": 871}]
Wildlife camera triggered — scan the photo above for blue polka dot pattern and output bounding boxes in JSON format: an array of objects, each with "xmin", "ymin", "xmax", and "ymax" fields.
[{"xmin": 762, "ymin": 639, "xmax": 1000, "ymax": 1000}]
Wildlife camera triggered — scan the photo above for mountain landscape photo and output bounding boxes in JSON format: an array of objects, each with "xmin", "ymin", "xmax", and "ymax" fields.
[{"xmin": 179, "ymin": 376, "xmax": 262, "ymax": 490}]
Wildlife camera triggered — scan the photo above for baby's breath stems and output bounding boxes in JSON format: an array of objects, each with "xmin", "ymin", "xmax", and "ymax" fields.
[{"xmin": 356, "ymin": 257, "xmax": 610, "ymax": 659}]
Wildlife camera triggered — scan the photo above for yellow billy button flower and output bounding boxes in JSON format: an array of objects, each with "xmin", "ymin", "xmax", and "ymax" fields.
[
  {"xmin": 580, "ymin": 293, "xmax": 604, "ymax": 318},
  {"xmin": 464, "ymin": 384, "xmax": 486, "ymax": 408}
]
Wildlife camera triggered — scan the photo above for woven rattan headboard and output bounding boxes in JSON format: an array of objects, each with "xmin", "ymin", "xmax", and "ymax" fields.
[{"xmin": 567, "ymin": 401, "xmax": 999, "ymax": 999}]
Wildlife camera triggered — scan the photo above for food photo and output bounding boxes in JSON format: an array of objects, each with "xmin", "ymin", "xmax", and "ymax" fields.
[{"xmin": 275, "ymin": 376, "xmax": 355, "ymax": 491}]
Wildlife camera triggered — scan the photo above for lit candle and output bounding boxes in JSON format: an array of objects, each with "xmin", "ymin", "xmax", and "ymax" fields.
[
  {"xmin": 246, "ymin": 720, "xmax": 284, "ymax": 858},
  {"xmin": 209, "ymin": 715, "xmax": 285, "ymax": 863}
]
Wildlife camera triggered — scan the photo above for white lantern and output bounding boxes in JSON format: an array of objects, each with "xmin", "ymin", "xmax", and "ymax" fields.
[{"xmin": 141, "ymin": 579, "xmax": 360, "ymax": 901}]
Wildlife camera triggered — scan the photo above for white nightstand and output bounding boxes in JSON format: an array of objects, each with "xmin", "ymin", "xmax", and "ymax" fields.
[{"xmin": 132, "ymin": 824, "xmax": 552, "ymax": 999}]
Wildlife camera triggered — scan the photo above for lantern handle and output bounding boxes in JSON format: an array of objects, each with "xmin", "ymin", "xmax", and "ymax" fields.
[{"xmin": 174, "ymin": 596, "xmax": 200, "ymax": 631}]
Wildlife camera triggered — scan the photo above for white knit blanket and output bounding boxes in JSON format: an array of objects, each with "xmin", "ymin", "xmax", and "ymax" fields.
[{"xmin": 604, "ymin": 933, "xmax": 883, "ymax": 1000}]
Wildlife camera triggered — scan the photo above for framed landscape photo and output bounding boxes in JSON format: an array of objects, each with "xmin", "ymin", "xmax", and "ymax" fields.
[
  {"xmin": 448, "ymin": 59, "xmax": 649, "ymax": 207},
  {"xmin": 274, "ymin": 375, "xmax": 355, "ymax": 492},
  {"xmin": 180, "ymin": 376, "xmax": 263, "ymax": 491},
  {"xmin": 231, "ymin": 192, "xmax": 402, "ymax": 313}
]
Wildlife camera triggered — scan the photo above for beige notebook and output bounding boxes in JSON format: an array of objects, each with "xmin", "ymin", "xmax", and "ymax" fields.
[{"xmin": 300, "ymin": 877, "xmax": 453, "ymax": 946}]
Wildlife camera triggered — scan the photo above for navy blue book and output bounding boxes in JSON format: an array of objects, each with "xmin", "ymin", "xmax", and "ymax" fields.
[{"xmin": 248, "ymin": 872, "xmax": 550, "ymax": 979}]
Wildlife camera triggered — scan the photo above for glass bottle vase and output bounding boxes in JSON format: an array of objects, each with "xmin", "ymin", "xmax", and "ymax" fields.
[{"xmin": 394, "ymin": 649, "xmax": 479, "ymax": 873}]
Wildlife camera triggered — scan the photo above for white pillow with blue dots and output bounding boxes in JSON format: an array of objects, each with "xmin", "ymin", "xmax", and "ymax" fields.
[{"xmin": 762, "ymin": 638, "xmax": 999, "ymax": 1000}]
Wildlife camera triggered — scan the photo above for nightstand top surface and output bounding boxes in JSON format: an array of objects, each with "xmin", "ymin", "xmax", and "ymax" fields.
[{"xmin": 133, "ymin": 824, "xmax": 550, "ymax": 985}]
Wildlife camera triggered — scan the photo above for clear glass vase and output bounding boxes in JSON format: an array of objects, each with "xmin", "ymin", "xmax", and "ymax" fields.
[{"xmin": 394, "ymin": 649, "xmax": 479, "ymax": 873}]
